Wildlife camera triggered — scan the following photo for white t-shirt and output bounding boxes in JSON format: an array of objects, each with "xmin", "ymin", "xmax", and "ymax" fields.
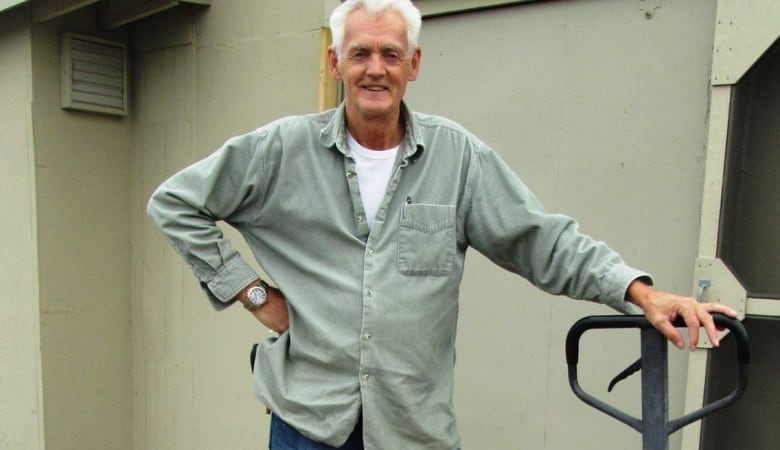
[{"xmin": 346, "ymin": 133, "xmax": 399, "ymax": 228}]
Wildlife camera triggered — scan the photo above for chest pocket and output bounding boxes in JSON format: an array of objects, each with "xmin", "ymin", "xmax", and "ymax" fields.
[{"xmin": 398, "ymin": 204, "xmax": 456, "ymax": 276}]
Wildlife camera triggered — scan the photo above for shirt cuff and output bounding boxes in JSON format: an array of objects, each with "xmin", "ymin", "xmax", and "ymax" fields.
[
  {"xmin": 602, "ymin": 265, "xmax": 654, "ymax": 314},
  {"xmin": 199, "ymin": 256, "xmax": 259, "ymax": 310}
]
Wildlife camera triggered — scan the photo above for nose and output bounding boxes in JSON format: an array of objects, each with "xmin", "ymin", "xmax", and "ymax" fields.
[{"xmin": 366, "ymin": 53, "xmax": 385, "ymax": 76}]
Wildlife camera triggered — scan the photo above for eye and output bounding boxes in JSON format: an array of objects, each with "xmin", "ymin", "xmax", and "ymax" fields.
[
  {"xmin": 383, "ymin": 51, "xmax": 402, "ymax": 66},
  {"xmin": 348, "ymin": 50, "xmax": 370, "ymax": 63}
]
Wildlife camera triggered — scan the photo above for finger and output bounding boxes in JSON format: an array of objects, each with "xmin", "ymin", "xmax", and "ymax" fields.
[
  {"xmin": 709, "ymin": 303, "xmax": 738, "ymax": 318},
  {"xmin": 686, "ymin": 323, "xmax": 699, "ymax": 350},
  {"xmin": 699, "ymin": 306, "xmax": 721, "ymax": 348},
  {"xmin": 679, "ymin": 308, "xmax": 703, "ymax": 350},
  {"xmin": 654, "ymin": 319, "xmax": 685, "ymax": 350},
  {"xmin": 703, "ymin": 303, "xmax": 737, "ymax": 332}
]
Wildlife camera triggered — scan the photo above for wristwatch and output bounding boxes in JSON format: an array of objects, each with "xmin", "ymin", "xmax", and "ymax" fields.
[{"xmin": 243, "ymin": 280, "xmax": 269, "ymax": 311}]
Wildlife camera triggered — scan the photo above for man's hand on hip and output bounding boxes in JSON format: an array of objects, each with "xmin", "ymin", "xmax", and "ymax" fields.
[
  {"xmin": 236, "ymin": 280, "xmax": 289, "ymax": 334},
  {"xmin": 251, "ymin": 286, "xmax": 289, "ymax": 334}
]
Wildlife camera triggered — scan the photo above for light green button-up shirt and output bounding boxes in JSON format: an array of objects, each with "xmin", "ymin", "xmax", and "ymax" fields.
[{"xmin": 147, "ymin": 102, "xmax": 649, "ymax": 449}]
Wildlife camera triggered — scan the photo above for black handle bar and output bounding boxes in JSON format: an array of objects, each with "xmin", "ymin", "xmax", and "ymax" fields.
[{"xmin": 565, "ymin": 313, "xmax": 749, "ymax": 436}]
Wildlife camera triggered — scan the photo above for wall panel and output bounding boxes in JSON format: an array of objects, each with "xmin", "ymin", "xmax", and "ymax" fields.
[{"xmin": 405, "ymin": 1, "xmax": 717, "ymax": 448}]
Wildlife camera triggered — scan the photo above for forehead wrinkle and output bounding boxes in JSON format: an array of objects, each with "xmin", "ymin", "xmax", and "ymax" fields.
[
  {"xmin": 347, "ymin": 43, "xmax": 372, "ymax": 53},
  {"xmin": 381, "ymin": 43, "xmax": 404, "ymax": 53},
  {"xmin": 345, "ymin": 42, "xmax": 406, "ymax": 57}
]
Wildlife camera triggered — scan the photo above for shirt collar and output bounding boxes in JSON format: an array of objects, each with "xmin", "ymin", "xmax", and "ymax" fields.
[{"xmin": 320, "ymin": 101, "xmax": 425, "ymax": 163}]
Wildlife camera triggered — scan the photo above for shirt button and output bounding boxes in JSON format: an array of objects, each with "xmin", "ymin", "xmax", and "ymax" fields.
[
  {"xmin": 366, "ymin": 290, "xmax": 374, "ymax": 298},
  {"xmin": 356, "ymin": 215, "xmax": 364, "ymax": 222},
  {"xmin": 346, "ymin": 171, "xmax": 356, "ymax": 178},
  {"xmin": 367, "ymin": 249, "xmax": 374, "ymax": 256},
  {"xmin": 363, "ymin": 333, "xmax": 372, "ymax": 341},
  {"xmin": 362, "ymin": 374, "xmax": 370, "ymax": 381}
]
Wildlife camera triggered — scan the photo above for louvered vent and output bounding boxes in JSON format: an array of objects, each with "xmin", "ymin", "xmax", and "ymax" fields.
[{"xmin": 61, "ymin": 33, "xmax": 128, "ymax": 116}]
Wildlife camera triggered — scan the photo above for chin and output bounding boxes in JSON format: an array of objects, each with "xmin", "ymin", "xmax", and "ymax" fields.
[{"xmin": 357, "ymin": 101, "xmax": 397, "ymax": 117}]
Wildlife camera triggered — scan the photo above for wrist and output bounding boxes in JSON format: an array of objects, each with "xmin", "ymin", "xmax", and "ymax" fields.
[
  {"xmin": 626, "ymin": 279, "xmax": 654, "ymax": 309},
  {"xmin": 238, "ymin": 279, "xmax": 269, "ymax": 311}
]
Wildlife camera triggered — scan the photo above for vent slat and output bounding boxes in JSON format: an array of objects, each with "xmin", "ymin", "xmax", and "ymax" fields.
[
  {"xmin": 73, "ymin": 70, "xmax": 124, "ymax": 89},
  {"xmin": 72, "ymin": 91, "xmax": 125, "ymax": 108},
  {"xmin": 61, "ymin": 33, "xmax": 127, "ymax": 115},
  {"xmin": 73, "ymin": 60, "xmax": 123, "ymax": 78},
  {"xmin": 71, "ymin": 49, "xmax": 123, "ymax": 68},
  {"xmin": 72, "ymin": 81, "xmax": 124, "ymax": 99},
  {"xmin": 71, "ymin": 38, "xmax": 123, "ymax": 58}
]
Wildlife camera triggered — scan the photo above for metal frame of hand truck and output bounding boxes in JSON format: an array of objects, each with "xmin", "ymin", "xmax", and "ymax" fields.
[{"xmin": 565, "ymin": 314, "xmax": 749, "ymax": 450}]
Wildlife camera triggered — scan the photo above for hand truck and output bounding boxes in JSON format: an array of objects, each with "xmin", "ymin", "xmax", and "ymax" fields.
[{"xmin": 565, "ymin": 313, "xmax": 749, "ymax": 450}]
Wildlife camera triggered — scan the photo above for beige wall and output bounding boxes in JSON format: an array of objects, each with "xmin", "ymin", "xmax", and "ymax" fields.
[
  {"xmin": 131, "ymin": 2, "xmax": 329, "ymax": 448},
  {"xmin": 30, "ymin": 5, "xmax": 133, "ymax": 450},
  {"xmin": 0, "ymin": 4, "xmax": 45, "ymax": 450},
  {"xmin": 406, "ymin": 1, "xmax": 717, "ymax": 449},
  {"xmin": 4, "ymin": 1, "xmax": 757, "ymax": 449},
  {"xmin": 131, "ymin": 1, "xmax": 719, "ymax": 449}
]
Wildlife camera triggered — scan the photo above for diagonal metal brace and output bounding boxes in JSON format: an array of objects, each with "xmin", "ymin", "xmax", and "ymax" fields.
[{"xmin": 608, "ymin": 357, "xmax": 642, "ymax": 392}]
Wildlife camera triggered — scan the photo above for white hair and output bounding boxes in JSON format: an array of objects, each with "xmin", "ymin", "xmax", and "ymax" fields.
[{"xmin": 329, "ymin": 0, "xmax": 422, "ymax": 60}]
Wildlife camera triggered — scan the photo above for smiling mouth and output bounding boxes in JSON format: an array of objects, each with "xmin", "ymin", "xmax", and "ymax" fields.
[{"xmin": 362, "ymin": 85, "xmax": 387, "ymax": 92}]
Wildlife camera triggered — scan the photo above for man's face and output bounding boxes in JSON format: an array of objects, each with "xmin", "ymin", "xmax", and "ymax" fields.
[{"xmin": 329, "ymin": 8, "xmax": 421, "ymax": 124}]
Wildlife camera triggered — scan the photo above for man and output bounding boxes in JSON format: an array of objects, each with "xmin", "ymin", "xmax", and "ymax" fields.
[{"xmin": 147, "ymin": 0, "xmax": 736, "ymax": 448}]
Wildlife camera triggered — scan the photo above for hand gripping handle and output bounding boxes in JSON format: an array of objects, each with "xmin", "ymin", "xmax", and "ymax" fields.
[{"xmin": 565, "ymin": 313, "xmax": 749, "ymax": 434}]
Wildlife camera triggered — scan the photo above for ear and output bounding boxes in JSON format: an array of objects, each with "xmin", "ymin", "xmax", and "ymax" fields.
[
  {"xmin": 407, "ymin": 47, "xmax": 421, "ymax": 81},
  {"xmin": 328, "ymin": 48, "xmax": 343, "ymax": 80}
]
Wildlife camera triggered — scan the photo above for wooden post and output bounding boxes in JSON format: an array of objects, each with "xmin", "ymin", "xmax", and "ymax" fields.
[{"xmin": 319, "ymin": 27, "xmax": 339, "ymax": 111}]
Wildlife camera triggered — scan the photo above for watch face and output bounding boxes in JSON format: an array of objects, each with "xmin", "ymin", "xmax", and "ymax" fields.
[{"xmin": 247, "ymin": 285, "xmax": 267, "ymax": 307}]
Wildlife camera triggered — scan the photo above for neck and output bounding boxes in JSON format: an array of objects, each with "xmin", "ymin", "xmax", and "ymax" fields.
[{"xmin": 345, "ymin": 110, "xmax": 405, "ymax": 150}]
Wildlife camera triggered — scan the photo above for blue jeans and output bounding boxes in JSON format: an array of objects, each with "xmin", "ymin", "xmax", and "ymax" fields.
[{"xmin": 269, "ymin": 414, "xmax": 364, "ymax": 450}]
